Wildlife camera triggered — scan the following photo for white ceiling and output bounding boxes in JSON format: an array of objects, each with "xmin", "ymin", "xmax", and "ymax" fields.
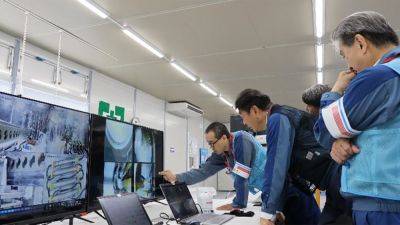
[{"xmin": 0, "ymin": 0, "xmax": 399, "ymax": 122}]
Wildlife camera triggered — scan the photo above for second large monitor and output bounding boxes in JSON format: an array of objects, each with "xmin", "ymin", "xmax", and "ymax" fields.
[{"xmin": 88, "ymin": 115, "xmax": 163, "ymax": 210}]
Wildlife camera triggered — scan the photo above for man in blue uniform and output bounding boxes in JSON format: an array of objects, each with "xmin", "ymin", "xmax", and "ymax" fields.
[
  {"xmin": 160, "ymin": 122, "xmax": 267, "ymax": 211},
  {"xmin": 235, "ymin": 89, "xmax": 336, "ymax": 225},
  {"xmin": 303, "ymin": 84, "xmax": 353, "ymax": 225},
  {"xmin": 314, "ymin": 11, "xmax": 400, "ymax": 225}
]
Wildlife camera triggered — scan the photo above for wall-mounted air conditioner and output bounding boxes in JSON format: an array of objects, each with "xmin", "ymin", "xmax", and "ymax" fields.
[{"xmin": 166, "ymin": 101, "xmax": 203, "ymax": 118}]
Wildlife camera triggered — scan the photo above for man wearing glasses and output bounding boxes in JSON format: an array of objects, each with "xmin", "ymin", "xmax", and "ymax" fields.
[{"xmin": 159, "ymin": 122, "xmax": 267, "ymax": 211}]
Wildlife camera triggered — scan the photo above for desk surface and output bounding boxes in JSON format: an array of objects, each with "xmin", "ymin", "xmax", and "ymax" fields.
[
  {"xmin": 146, "ymin": 198, "xmax": 261, "ymax": 225},
  {"xmin": 51, "ymin": 198, "xmax": 261, "ymax": 225}
]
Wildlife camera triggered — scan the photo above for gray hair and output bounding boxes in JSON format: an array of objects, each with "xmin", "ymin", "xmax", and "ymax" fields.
[
  {"xmin": 302, "ymin": 84, "xmax": 331, "ymax": 107},
  {"xmin": 332, "ymin": 11, "xmax": 399, "ymax": 47}
]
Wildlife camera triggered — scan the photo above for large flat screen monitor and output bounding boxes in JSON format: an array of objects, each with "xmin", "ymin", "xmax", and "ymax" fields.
[{"xmin": 0, "ymin": 92, "xmax": 90, "ymax": 224}]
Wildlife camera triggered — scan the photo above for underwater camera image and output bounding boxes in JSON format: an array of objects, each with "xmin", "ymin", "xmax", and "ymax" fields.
[
  {"xmin": 103, "ymin": 162, "xmax": 132, "ymax": 196},
  {"xmin": 134, "ymin": 163, "xmax": 154, "ymax": 198},
  {"xmin": 104, "ymin": 120, "xmax": 133, "ymax": 162}
]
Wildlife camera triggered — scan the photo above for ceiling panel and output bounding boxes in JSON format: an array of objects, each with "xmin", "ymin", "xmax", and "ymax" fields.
[
  {"xmin": 95, "ymin": 0, "xmax": 226, "ymax": 20},
  {"xmin": 326, "ymin": 0, "xmax": 400, "ymax": 35},
  {"xmin": 244, "ymin": 0, "xmax": 315, "ymax": 45},
  {"xmin": 11, "ymin": 0, "xmax": 105, "ymax": 32},
  {"xmin": 180, "ymin": 43, "xmax": 315, "ymax": 82},
  {"xmin": 123, "ymin": 0, "xmax": 261, "ymax": 58},
  {"xmin": 0, "ymin": 1, "xmax": 57, "ymax": 37}
]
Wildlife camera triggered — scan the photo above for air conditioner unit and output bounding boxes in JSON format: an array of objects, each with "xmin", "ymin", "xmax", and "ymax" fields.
[{"xmin": 167, "ymin": 101, "xmax": 204, "ymax": 118}]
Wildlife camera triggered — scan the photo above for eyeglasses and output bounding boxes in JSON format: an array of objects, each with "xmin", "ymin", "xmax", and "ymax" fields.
[{"xmin": 207, "ymin": 136, "xmax": 222, "ymax": 149}]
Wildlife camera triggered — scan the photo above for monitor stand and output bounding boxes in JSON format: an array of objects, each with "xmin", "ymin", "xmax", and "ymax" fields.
[{"xmin": 68, "ymin": 214, "xmax": 95, "ymax": 225}]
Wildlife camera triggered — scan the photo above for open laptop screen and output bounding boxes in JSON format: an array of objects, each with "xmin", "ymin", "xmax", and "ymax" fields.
[
  {"xmin": 98, "ymin": 193, "xmax": 152, "ymax": 225},
  {"xmin": 160, "ymin": 183, "xmax": 199, "ymax": 220}
]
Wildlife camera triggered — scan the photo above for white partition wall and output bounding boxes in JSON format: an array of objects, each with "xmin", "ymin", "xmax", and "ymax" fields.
[
  {"xmin": 134, "ymin": 89, "xmax": 165, "ymax": 131},
  {"xmin": 164, "ymin": 112, "xmax": 188, "ymax": 174}
]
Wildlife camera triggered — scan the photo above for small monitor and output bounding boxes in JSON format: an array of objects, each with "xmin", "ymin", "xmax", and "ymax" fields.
[
  {"xmin": 98, "ymin": 193, "xmax": 152, "ymax": 225},
  {"xmin": 160, "ymin": 183, "xmax": 198, "ymax": 220}
]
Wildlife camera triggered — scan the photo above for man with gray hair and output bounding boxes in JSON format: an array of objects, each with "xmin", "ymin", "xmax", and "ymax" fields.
[
  {"xmin": 313, "ymin": 11, "xmax": 400, "ymax": 225},
  {"xmin": 302, "ymin": 84, "xmax": 331, "ymax": 116}
]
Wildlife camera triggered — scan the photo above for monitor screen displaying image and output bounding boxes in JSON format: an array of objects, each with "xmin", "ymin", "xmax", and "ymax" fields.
[
  {"xmin": 0, "ymin": 92, "xmax": 89, "ymax": 224},
  {"xmin": 88, "ymin": 116, "xmax": 164, "ymax": 210},
  {"xmin": 133, "ymin": 127, "xmax": 164, "ymax": 198},
  {"xmin": 87, "ymin": 115, "xmax": 134, "ymax": 210},
  {"xmin": 103, "ymin": 162, "xmax": 133, "ymax": 196}
]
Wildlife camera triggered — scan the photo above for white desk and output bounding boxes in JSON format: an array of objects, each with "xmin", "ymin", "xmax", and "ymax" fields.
[
  {"xmin": 52, "ymin": 198, "xmax": 261, "ymax": 225},
  {"xmin": 145, "ymin": 198, "xmax": 261, "ymax": 225}
]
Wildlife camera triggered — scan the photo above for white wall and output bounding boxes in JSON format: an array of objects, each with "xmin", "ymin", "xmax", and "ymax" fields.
[
  {"xmin": 134, "ymin": 89, "xmax": 165, "ymax": 131},
  {"xmin": 164, "ymin": 113, "xmax": 187, "ymax": 174},
  {"xmin": 90, "ymin": 72, "xmax": 135, "ymax": 122}
]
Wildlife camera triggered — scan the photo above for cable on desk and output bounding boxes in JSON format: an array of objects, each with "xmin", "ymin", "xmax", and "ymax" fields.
[
  {"xmin": 160, "ymin": 212, "xmax": 179, "ymax": 225},
  {"xmin": 195, "ymin": 203, "xmax": 203, "ymax": 213}
]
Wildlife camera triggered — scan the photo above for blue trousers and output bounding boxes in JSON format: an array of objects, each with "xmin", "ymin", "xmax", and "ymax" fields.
[
  {"xmin": 284, "ymin": 185, "xmax": 321, "ymax": 225},
  {"xmin": 353, "ymin": 210, "xmax": 400, "ymax": 225}
]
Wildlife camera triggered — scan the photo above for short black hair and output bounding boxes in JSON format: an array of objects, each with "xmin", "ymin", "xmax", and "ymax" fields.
[
  {"xmin": 205, "ymin": 122, "xmax": 230, "ymax": 139},
  {"xmin": 235, "ymin": 89, "xmax": 271, "ymax": 113},
  {"xmin": 302, "ymin": 84, "xmax": 331, "ymax": 107}
]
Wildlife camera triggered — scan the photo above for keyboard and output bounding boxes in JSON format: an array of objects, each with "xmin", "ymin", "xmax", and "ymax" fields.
[
  {"xmin": 202, "ymin": 214, "xmax": 234, "ymax": 225},
  {"xmin": 184, "ymin": 213, "xmax": 234, "ymax": 225}
]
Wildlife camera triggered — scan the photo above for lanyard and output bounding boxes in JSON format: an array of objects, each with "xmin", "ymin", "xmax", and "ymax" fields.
[{"xmin": 223, "ymin": 134, "xmax": 235, "ymax": 174}]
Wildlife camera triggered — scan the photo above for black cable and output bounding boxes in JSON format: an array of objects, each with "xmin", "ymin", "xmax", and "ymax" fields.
[
  {"xmin": 159, "ymin": 212, "xmax": 178, "ymax": 225},
  {"xmin": 195, "ymin": 203, "xmax": 203, "ymax": 214}
]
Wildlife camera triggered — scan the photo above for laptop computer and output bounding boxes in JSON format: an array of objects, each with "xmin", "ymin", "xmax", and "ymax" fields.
[
  {"xmin": 98, "ymin": 193, "xmax": 154, "ymax": 225},
  {"xmin": 160, "ymin": 183, "xmax": 234, "ymax": 225}
]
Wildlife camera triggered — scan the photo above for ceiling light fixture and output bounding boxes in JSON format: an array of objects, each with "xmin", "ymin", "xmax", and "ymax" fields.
[
  {"xmin": 170, "ymin": 61, "xmax": 197, "ymax": 81},
  {"xmin": 122, "ymin": 28, "xmax": 164, "ymax": 58},
  {"xmin": 199, "ymin": 82, "xmax": 218, "ymax": 96},
  {"xmin": 219, "ymin": 95, "xmax": 233, "ymax": 107},
  {"xmin": 76, "ymin": 0, "xmax": 109, "ymax": 19}
]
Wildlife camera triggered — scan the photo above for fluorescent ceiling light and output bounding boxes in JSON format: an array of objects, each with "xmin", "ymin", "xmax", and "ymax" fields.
[
  {"xmin": 314, "ymin": 0, "xmax": 324, "ymax": 38},
  {"xmin": 31, "ymin": 79, "xmax": 69, "ymax": 93},
  {"xmin": 170, "ymin": 61, "xmax": 197, "ymax": 81},
  {"xmin": 219, "ymin": 96, "xmax": 233, "ymax": 107},
  {"xmin": 122, "ymin": 28, "xmax": 164, "ymax": 58},
  {"xmin": 76, "ymin": 0, "xmax": 109, "ymax": 19},
  {"xmin": 317, "ymin": 71, "xmax": 324, "ymax": 84},
  {"xmin": 199, "ymin": 82, "xmax": 218, "ymax": 96},
  {"xmin": 235, "ymin": 108, "xmax": 239, "ymax": 114},
  {"xmin": 316, "ymin": 44, "xmax": 324, "ymax": 69}
]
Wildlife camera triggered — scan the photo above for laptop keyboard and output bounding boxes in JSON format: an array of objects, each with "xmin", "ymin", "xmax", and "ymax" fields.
[
  {"xmin": 185, "ymin": 214, "xmax": 233, "ymax": 225},
  {"xmin": 187, "ymin": 213, "xmax": 217, "ymax": 222},
  {"xmin": 202, "ymin": 215, "xmax": 233, "ymax": 225}
]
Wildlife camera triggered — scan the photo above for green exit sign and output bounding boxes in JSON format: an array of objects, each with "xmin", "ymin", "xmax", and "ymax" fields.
[{"xmin": 98, "ymin": 100, "xmax": 125, "ymax": 121}]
